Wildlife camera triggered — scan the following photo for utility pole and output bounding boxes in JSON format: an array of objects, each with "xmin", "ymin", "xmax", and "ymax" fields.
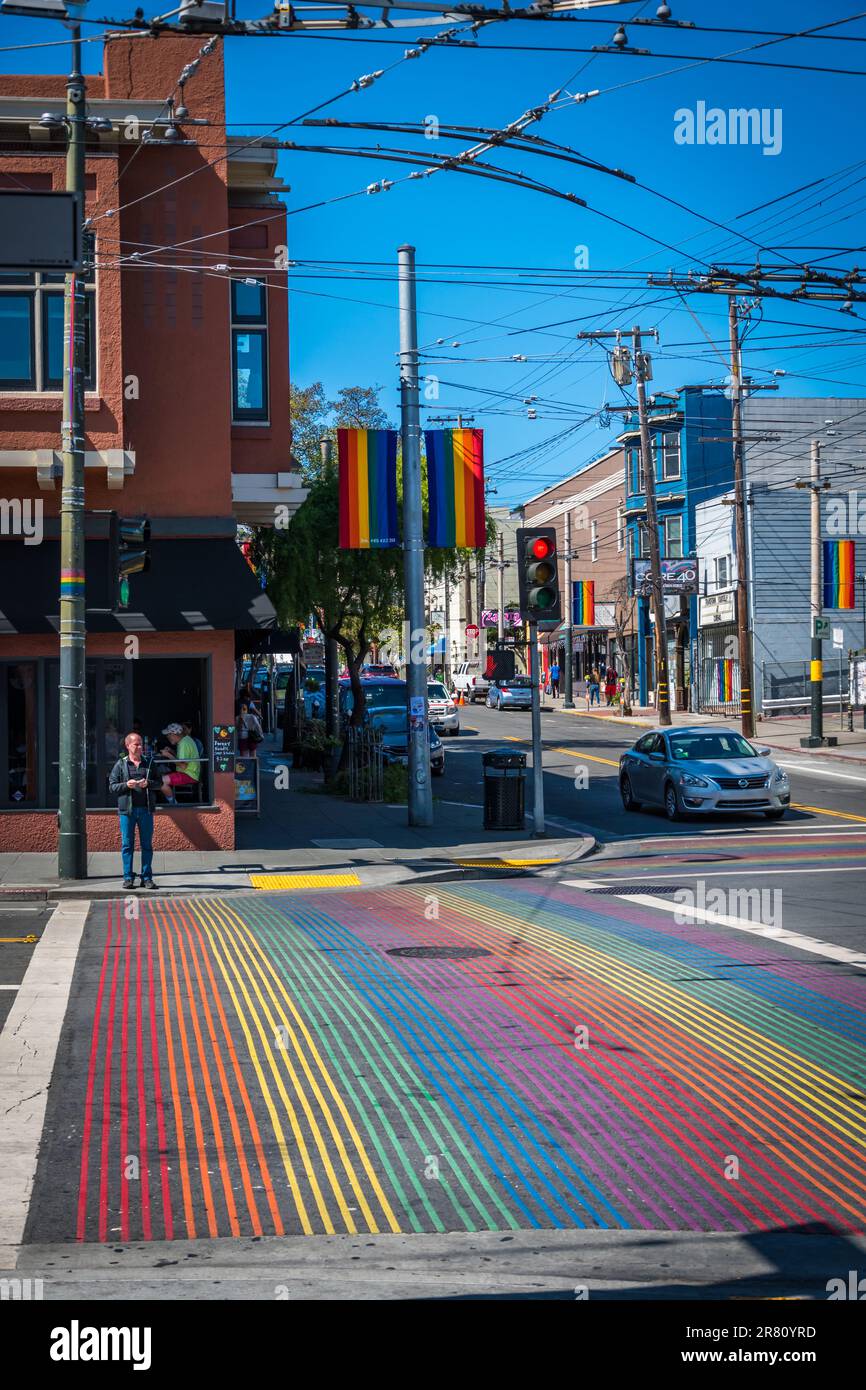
[
  {"xmin": 727, "ymin": 298, "xmax": 756, "ymax": 738},
  {"xmin": 528, "ymin": 619, "xmax": 545, "ymax": 836},
  {"xmin": 320, "ymin": 437, "xmax": 340, "ymax": 738},
  {"xmin": 398, "ymin": 244, "xmax": 433, "ymax": 826},
  {"xmin": 496, "ymin": 531, "xmax": 505, "ymax": 642},
  {"xmin": 797, "ymin": 441, "xmax": 836, "ymax": 748},
  {"xmin": 578, "ymin": 326, "xmax": 670, "ymax": 723},
  {"xmin": 443, "ymin": 568, "xmax": 451, "ymax": 688},
  {"xmin": 563, "ymin": 508, "xmax": 575, "ymax": 709},
  {"xmin": 58, "ymin": 25, "xmax": 87, "ymax": 880}
]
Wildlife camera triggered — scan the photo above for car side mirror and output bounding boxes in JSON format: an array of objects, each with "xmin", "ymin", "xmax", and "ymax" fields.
[
  {"xmin": 649, "ymin": 751, "xmax": 665, "ymax": 761},
  {"xmin": 755, "ymin": 745, "xmax": 771, "ymax": 757}
]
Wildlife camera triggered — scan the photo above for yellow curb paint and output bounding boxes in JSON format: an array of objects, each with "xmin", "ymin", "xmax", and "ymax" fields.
[{"xmin": 249, "ymin": 873, "xmax": 362, "ymax": 891}]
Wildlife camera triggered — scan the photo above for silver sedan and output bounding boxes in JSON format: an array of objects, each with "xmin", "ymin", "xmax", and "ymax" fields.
[{"xmin": 619, "ymin": 726, "xmax": 791, "ymax": 821}]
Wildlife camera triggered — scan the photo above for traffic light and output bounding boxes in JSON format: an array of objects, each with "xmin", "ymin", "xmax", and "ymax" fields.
[
  {"xmin": 516, "ymin": 526, "xmax": 561, "ymax": 622},
  {"xmin": 109, "ymin": 513, "xmax": 151, "ymax": 609}
]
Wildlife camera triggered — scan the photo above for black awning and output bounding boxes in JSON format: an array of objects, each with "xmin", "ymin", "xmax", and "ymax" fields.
[
  {"xmin": 0, "ymin": 538, "xmax": 276, "ymax": 635},
  {"xmin": 236, "ymin": 627, "xmax": 301, "ymax": 660}
]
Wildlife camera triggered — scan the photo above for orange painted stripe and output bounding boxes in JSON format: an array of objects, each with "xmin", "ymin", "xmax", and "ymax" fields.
[
  {"xmin": 158, "ymin": 907, "xmax": 220, "ymax": 1239},
  {"xmin": 153, "ymin": 912, "xmax": 197, "ymax": 1239},
  {"xmin": 166, "ymin": 905, "xmax": 242, "ymax": 1237},
  {"xmin": 175, "ymin": 904, "xmax": 268, "ymax": 1237}
]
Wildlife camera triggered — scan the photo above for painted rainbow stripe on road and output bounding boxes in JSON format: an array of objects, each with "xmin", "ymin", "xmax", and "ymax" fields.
[{"xmin": 45, "ymin": 869, "xmax": 866, "ymax": 1244}]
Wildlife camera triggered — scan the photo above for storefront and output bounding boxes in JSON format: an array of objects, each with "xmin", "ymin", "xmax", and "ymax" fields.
[
  {"xmin": 698, "ymin": 589, "xmax": 740, "ymax": 715},
  {"xmin": 0, "ymin": 534, "xmax": 275, "ymax": 852}
]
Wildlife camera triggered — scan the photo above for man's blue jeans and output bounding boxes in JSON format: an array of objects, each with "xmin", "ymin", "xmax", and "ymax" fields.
[{"xmin": 119, "ymin": 808, "xmax": 154, "ymax": 881}]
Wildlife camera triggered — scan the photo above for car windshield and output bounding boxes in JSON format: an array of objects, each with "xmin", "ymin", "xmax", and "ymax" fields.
[
  {"xmin": 370, "ymin": 707, "xmax": 407, "ymax": 732},
  {"xmin": 501, "ymin": 678, "xmax": 531, "ymax": 689},
  {"xmin": 669, "ymin": 732, "xmax": 758, "ymax": 761},
  {"xmin": 427, "ymin": 684, "xmax": 450, "ymax": 700},
  {"xmin": 365, "ymin": 683, "xmax": 406, "ymax": 710}
]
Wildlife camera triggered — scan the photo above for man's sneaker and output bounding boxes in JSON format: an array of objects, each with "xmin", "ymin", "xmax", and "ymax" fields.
[
  {"xmin": 141, "ymin": 879, "xmax": 158, "ymax": 890},
  {"xmin": 122, "ymin": 878, "xmax": 135, "ymax": 890}
]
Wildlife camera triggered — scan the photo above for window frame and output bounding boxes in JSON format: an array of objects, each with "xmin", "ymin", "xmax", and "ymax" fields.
[
  {"xmin": 590, "ymin": 519, "xmax": 598, "ymax": 563},
  {"xmin": 231, "ymin": 277, "xmax": 270, "ymax": 424},
  {"xmin": 0, "ymin": 239, "xmax": 96, "ymax": 394},
  {"xmin": 617, "ymin": 506, "xmax": 625, "ymax": 553},
  {"xmin": 663, "ymin": 513, "xmax": 684, "ymax": 558},
  {"xmin": 715, "ymin": 554, "xmax": 730, "ymax": 589}
]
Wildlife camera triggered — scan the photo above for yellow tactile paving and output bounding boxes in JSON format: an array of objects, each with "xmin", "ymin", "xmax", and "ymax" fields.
[{"xmin": 249, "ymin": 873, "xmax": 362, "ymax": 891}]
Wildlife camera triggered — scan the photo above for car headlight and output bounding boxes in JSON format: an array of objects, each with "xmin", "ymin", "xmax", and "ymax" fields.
[
  {"xmin": 679, "ymin": 772, "xmax": 710, "ymax": 788},
  {"xmin": 773, "ymin": 767, "xmax": 789, "ymax": 785}
]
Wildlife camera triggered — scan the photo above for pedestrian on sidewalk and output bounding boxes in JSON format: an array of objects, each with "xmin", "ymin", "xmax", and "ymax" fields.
[
  {"xmin": 550, "ymin": 661, "xmax": 560, "ymax": 698},
  {"xmin": 238, "ymin": 701, "xmax": 265, "ymax": 756},
  {"xmin": 588, "ymin": 665, "xmax": 601, "ymax": 706},
  {"xmin": 604, "ymin": 664, "xmax": 617, "ymax": 706},
  {"xmin": 108, "ymin": 732, "xmax": 163, "ymax": 889}
]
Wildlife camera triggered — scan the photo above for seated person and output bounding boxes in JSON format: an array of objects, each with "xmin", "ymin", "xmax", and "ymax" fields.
[{"xmin": 160, "ymin": 722, "xmax": 201, "ymax": 804}]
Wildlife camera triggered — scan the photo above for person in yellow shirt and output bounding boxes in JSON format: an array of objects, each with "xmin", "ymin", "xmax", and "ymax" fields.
[{"xmin": 160, "ymin": 722, "xmax": 200, "ymax": 804}]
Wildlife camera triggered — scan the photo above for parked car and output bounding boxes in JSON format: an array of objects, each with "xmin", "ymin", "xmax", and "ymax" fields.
[
  {"xmin": 303, "ymin": 667, "xmax": 327, "ymax": 719},
  {"xmin": 486, "ymin": 676, "xmax": 533, "ymax": 711},
  {"xmin": 619, "ymin": 725, "xmax": 790, "ymax": 821},
  {"xmin": 427, "ymin": 681, "xmax": 460, "ymax": 736},
  {"xmin": 340, "ymin": 677, "xmax": 407, "ymax": 721},
  {"xmin": 361, "ymin": 662, "xmax": 399, "ymax": 679},
  {"xmin": 367, "ymin": 705, "xmax": 445, "ymax": 776},
  {"xmin": 451, "ymin": 662, "xmax": 489, "ymax": 703}
]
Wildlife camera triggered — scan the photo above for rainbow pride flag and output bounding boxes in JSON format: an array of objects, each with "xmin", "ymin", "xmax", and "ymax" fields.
[
  {"xmin": 337, "ymin": 428, "xmax": 399, "ymax": 549},
  {"xmin": 716, "ymin": 657, "xmax": 734, "ymax": 702},
  {"xmin": 823, "ymin": 539, "xmax": 855, "ymax": 610},
  {"xmin": 425, "ymin": 428, "xmax": 486, "ymax": 548},
  {"xmin": 572, "ymin": 580, "xmax": 595, "ymax": 626}
]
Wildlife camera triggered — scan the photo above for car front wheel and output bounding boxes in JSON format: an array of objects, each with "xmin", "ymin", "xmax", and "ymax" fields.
[{"xmin": 664, "ymin": 783, "xmax": 682, "ymax": 822}]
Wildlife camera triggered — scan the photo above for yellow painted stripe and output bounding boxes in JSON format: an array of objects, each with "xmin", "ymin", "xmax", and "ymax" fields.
[
  {"xmin": 220, "ymin": 901, "xmax": 401, "ymax": 1235},
  {"xmin": 191, "ymin": 901, "xmax": 329, "ymax": 1235},
  {"xmin": 0, "ymin": 935, "xmax": 37, "ymax": 943},
  {"xmin": 452, "ymin": 857, "xmax": 560, "ymax": 868},
  {"xmin": 552, "ymin": 746, "xmax": 620, "ymax": 768},
  {"xmin": 810, "ymin": 660, "xmax": 823, "ymax": 682},
  {"xmin": 792, "ymin": 803, "xmax": 866, "ymax": 824},
  {"xmin": 250, "ymin": 873, "xmax": 362, "ymax": 891}
]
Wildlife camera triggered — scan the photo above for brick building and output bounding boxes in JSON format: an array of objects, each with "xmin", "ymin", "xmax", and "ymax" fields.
[{"xmin": 0, "ymin": 32, "xmax": 305, "ymax": 851}]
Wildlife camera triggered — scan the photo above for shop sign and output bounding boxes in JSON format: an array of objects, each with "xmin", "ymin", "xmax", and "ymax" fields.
[{"xmin": 698, "ymin": 590, "xmax": 736, "ymax": 626}]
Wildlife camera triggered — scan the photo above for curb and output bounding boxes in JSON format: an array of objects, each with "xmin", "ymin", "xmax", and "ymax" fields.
[{"xmin": 0, "ymin": 837, "xmax": 598, "ymax": 901}]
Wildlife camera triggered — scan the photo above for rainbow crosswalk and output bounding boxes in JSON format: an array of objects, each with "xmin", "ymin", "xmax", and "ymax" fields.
[{"xmin": 29, "ymin": 876, "xmax": 866, "ymax": 1244}]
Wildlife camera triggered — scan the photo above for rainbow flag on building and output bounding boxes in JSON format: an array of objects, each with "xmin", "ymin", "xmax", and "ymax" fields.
[
  {"xmin": 337, "ymin": 428, "xmax": 399, "ymax": 549},
  {"xmin": 425, "ymin": 429, "xmax": 486, "ymax": 548},
  {"xmin": 822, "ymin": 539, "xmax": 855, "ymax": 610},
  {"xmin": 716, "ymin": 657, "xmax": 734, "ymax": 703},
  {"xmin": 572, "ymin": 580, "xmax": 595, "ymax": 627}
]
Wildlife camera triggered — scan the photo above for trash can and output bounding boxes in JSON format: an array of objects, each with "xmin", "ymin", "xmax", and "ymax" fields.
[{"xmin": 482, "ymin": 748, "xmax": 526, "ymax": 831}]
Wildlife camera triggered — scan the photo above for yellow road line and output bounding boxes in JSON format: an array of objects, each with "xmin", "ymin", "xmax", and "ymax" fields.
[
  {"xmin": 792, "ymin": 803, "xmax": 866, "ymax": 824},
  {"xmin": 0, "ymin": 935, "xmax": 37, "ymax": 943},
  {"xmin": 250, "ymin": 872, "xmax": 362, "ymax": 891},
  {"xmin": 551, "ymin": 746, "xmax": 620, "ymax": 768}
]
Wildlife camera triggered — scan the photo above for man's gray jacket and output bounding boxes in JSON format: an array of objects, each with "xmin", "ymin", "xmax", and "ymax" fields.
[{"xmin": 108, "ymin": 757, "xmax": 163, "ymax": 814}]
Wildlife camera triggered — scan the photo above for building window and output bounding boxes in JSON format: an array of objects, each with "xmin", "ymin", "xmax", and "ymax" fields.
[
  {"xmin": 0, "ymin": 240, "xmax": 96, "ymax": 392},
  {"xmin": 591, "ymin": 519, "xmax": 598, "ymax": 562},
  {"xmin": 1, "ymin": 662, "xmax": 37, "ymax": 806},
  {"xmin": 638, "ymin": 522, "xmax": 649, "ymax": 558},
  {"xmin": 617, "ymin": 506, "xmax": 624, "ymax": 552},
  {"xmin": 637, "ymin": 449, "xmax": 645, "ymax": 494},
  {"xmin": 715, "ymin": 555, "xmax": 730, "ymax": 589},
  {"xmin": 655, "ymin": 433, "xmax": 681, "ymax": 481},
  {"xmin": 231, "ymin": 278, "xmax": 269, "ymax": 422},
  {"xmin": 663, "ymin": 514, "xmax": 684, "ymax": 558}
]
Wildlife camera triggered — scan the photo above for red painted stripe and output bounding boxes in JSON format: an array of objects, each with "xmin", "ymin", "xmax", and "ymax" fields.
[
  {"xmin": 98, "ymin": 904, "xmax": 123, "ymax": 1243},
  {"xmin": 76, "ymin": 903, "xmax": 115, "ymax": 1242},
  {"xmin": 144, "ymin": 909, "xmax": 172, "ymax": 1240},
  {"xmin": 135, "ymin": 915, "xmax": 152, "ymax": 1241},
  {"xmin": 119, "ymin": 912, "xmax": 131, "ymax": 1240}
]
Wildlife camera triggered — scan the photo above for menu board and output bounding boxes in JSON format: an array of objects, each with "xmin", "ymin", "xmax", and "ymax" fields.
[{"xmin": 212, "ymin": 724, "xmax": 236, "ymax": 774}]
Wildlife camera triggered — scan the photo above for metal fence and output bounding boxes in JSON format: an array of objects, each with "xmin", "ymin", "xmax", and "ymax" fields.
[
  {"xmin": 761, "ymin": 659, "xmax": 848, "ymax": 715},
  {"xmin": 347, "ymin": 725, "xmax": 384, "ymax": 802},
  {"xmin": 699, "ymin": 656, "xmax": 741, "ymax": 716}
]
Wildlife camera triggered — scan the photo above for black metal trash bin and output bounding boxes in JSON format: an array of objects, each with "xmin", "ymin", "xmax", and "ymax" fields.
[{"xmin": 482, "ymin": 748, "xmax": 526, "ymax": 830}]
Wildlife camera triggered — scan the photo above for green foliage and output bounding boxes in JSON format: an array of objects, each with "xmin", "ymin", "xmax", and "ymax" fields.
[{"xmin": 382, "ymin": 763, "xmax": 409, "ymax": 803}]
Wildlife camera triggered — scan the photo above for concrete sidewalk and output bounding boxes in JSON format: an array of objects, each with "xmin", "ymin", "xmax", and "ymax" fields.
[
  {"xmin": 0, "ymin": 739, "xmax": 594, "ymax": 898},
  {"xmin": 549, "ymin": 698, "xmax": 866, "ymax": 763}
]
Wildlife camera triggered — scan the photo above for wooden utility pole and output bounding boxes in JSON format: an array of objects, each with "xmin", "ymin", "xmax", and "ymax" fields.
[{"xmin": 728, "ymin": 298, "xmax": 755, "ymax": 737}]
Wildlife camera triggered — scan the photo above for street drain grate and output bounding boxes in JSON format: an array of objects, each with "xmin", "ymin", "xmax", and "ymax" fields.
[
  {"xmin": 586, "ymin": 885, "xmax": 684, "ymax": 895},
  {"xmin": 387, "ymin": 945, "xmax": 493, "ymax": 960}
]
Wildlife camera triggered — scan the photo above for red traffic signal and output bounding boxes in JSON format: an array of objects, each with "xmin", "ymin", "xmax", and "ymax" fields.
[
  {"xmin": 528, "ymin": 536, "xmax": 554, "ymax": 561},
  {"xmin": 516, "ymin": 526, "xmax": 561, "ymax": 622}
]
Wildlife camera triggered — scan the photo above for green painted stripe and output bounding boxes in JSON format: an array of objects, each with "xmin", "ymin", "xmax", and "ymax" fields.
[{"xmin": 242, "ymin": 898, "xmax": 515, "ymax": 1231}]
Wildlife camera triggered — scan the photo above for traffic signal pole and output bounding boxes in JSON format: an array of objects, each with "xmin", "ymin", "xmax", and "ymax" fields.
[
  {"xmin": 58, "ymin": 25, "xmax": 87, "ymax": 880},
  {"xmin": 398, "ymin": 244, "xmax": 433, "ymax": 827},
  {"xmin": 528, "ymin": 619, "xmax": 545, "ymax": 837},
  {"xmin": 563, "ymin": 508, "xmax": 574, "ymax": 708}
]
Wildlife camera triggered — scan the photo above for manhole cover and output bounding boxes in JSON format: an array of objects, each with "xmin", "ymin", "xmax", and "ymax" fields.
[
  {"xmin": 587, "ymin": 885, "xmax": 683, "ymax": 895},
  {"xmin": 386, "ymin": 945, "xmax": 493, "ymax": 960}
]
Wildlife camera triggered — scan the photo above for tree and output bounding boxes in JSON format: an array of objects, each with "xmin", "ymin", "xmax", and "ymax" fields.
[{"xmin": 609, "ymin": 576, "xmax": 636, "ymax": 716}]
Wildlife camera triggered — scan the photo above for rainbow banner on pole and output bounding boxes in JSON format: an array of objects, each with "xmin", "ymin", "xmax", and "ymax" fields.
[
  {"xmin": 337, "ymin": 428, "xmax": 399, "ymax": 549},
  {"xmin": 572, "ymin": 580, "xmax": 595, "ymax": 627},
  {"xmin": 716, "ymin": 657, "xmax": 734, "ymax": 703},
  {"xmin": 425, "ymin": 428, "xmax": 486, "ymax": 548},
  {"xmin": 822, "ymin": 539, "xmax": 855, "ymax": 610}
]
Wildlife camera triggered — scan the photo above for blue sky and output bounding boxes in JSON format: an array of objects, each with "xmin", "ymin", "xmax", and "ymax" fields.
[{"xmin": 3, "ymin": 1, "xmax": 866, "ymax": 503}]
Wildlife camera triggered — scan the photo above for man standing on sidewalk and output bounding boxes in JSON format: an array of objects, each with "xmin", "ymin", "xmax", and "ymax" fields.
[
  {"xmin": 550, "ymin": 660, "xmax": 560, "ymax": 699},
  {"xmin": 108, "ymin": 733, "xmax": 163, "ymax": 890}
]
